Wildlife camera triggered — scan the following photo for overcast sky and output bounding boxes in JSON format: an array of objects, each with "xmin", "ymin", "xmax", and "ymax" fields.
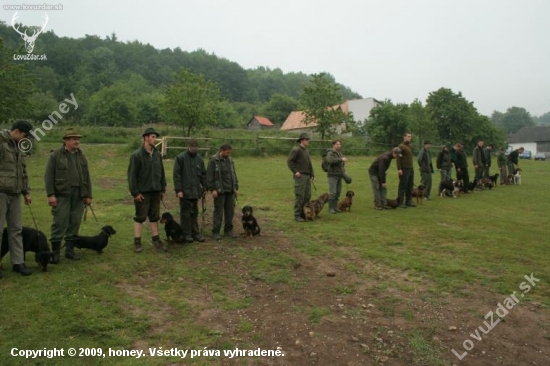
[{"xmin": 2, "ymin": 0, "xmax": 549, "ymax": 116}]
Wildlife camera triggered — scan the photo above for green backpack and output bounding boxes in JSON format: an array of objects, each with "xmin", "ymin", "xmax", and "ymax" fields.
[{"xmin": 321, "ymin": 149, "xmax": 331, "ymax": 172}]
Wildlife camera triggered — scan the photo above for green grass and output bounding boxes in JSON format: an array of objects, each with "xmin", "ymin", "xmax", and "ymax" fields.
[{"xmin": 1, "ymin": 142, "xmax": 549, "ymax": 365}]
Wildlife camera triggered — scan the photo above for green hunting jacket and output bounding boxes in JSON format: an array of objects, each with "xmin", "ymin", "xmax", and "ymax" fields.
[
  {"xmin": 127, "ymin": 146, "xmax": 166, "ymax": 196},
  {"xmin": 326, "ymin": 149, "xmax": 346, "ymax": 177},
  {"xmin": 0, "ymin": 130, "xmax": 30, "ymax": 195},
  {"xmin": 206, "ymin": 152, "xmax": 238, "ymax": 194},
  {"xmin": 472, "ymin": 145, "xmax": 485, "ymax": 167},
  {"xmin": 287, "ymin": 145, "xmax": 314, "ymax": 177},
  {"xmin": 436, "ymin": 149, "xmax": 452, "ymax": 170},
  {"xmin": 44, "ymin": 145, "xmax": 92, "ymax": 198},
  {"xmin": 396, "ymin": 141, "xmax": 413, "ymax": 169},
  {"xmin": 497, "ymin": 153, "xmax": 507, "ymax": 168},
  {"xmin": 173, "ymin": 150, "xmax": 206, "ymax": 200}
]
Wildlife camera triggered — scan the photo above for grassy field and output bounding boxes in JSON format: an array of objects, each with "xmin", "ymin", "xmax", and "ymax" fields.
[{"xmin": 1, "ymin": 142, "xmax": 549, "ymax": 365}]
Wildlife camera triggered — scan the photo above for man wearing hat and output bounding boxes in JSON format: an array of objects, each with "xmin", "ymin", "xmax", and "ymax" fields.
[
  {"xmin": 173, "ymin": 138, "xmax": 206, "ymax": 243},
  {"xmin": 128, "ymin": 128, "xmax": 167, "ymax": 252},
  {"xmin": 417, "ymin": 140, "xmax": 434, "ymax": 200},
  {"xmin": 368, "ymin": 147, "xmax": 402, "ymax": 210},
  {"xmin": 45, "ymin": 127, "xmax": 93, "ymax": 262},
  {"xmin": 436, "ymin": 143, "xmax": 453, "ymax": 184},
  {"xmin": 287, "ymin": 133, "xmax": 314, "ymax": 221},
  {"xmin": 0, "ymin": 120, "xmax": 34, "ymax": 276}
]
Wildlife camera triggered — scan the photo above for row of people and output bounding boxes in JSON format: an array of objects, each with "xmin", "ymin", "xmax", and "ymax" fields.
[{"xmin": 286, "ymin": 132, "xmax": 525, "ymax": 218}]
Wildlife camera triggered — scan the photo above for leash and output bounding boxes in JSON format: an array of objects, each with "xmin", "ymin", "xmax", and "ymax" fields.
[
  {"xmin": 27, "ymin": 204, "xmax": 39, "ymax": 231},
  {"xmin": 83, "ymin": 204, "xmax": 99, "ymax": 223},
  {"xmin": 311, "ymin": 178, "xmax": 317, "ymax": 192},
  {"xmin": 200, "ymin": 192, "xmax": 207, "ymax": 234}
]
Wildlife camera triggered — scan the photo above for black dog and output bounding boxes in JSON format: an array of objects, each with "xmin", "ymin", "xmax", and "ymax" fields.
[
  {"xmin": 1, "ymin": 227, "xmax": 50, "ymax": 272},
  {"xmin": 73, "ymin": 225, "xmax": 116, "ymax": 254},
  {"xmin": 160, "ymin": 212, "xmax": 184, "ymax": 243},
  {"xmin": 242, "ymin": 205, "xmax": 261, "ymax": 237}
]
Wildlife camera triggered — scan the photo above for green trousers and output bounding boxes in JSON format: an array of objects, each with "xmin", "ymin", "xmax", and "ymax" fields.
[
  {"xmin": 0, "ymin": 193, "xmax": 24, "ymax": 264},
  {"xmin": 293, "ymin": 175, "xmax": 311, "ymax": 218},
  {"xmin": 50, "ymin": 187, "xmax": 85, "ymax": 243}
]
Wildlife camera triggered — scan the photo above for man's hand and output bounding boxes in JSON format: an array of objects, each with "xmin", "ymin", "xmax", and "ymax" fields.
[
  {"xmin": 134, "ymin": 194, "xmax": 144, "ymax": 203},
  {"xmin": 176, "ymin": 192, "xmax": 184, "ymax": 199},
  {"xmin": 212, "ymin": 190, "xmax": 218, "ymax": 199},
  {"xmin": 48, "ymin": 195, "xmax": 57, "ymax": 207},
  {"xmin": 382, "ymin": 183, "xmax": 387, "ymax": 189},
  {"xmin": 398, "ymin": 169, "xmax": 403, "ymax": 176},
  {"xmin": 294, "ymin": 172, "xmax": 301, "ymax": 178},
  {"xmin": 83, "ymin": 197, "xmax": 92, "ymax": 206},
  {"xmin": 24, "ymin": 194, "xmax": 31, "ymax": 205}
]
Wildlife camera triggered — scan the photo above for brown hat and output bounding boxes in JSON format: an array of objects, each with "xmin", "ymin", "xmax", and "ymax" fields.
[
  {"xmin": 296, "ymin": 132, "xmax": 310, "ymax": 142},
  {"xmin": 63, "ymin": 127, "xmax": 82, "ymax": 139},
  {"xmin": 187, "ymin": 138, "xmax": 199, "ymax": 148},
  {"xmin": 142, "ymin": 127, "xmax": 160, "ymax": 137}
]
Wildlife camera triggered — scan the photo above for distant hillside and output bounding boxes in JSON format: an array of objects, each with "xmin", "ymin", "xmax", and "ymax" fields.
[{"xmin": 0, "ymin": 20, "xmax": 361, "ymax": 126}]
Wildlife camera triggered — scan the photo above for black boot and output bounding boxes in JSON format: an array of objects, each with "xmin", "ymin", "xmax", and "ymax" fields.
[
  {"xmin": 65, "ymin": 240, "xmax": 81, "ymax": 260},
  {"xmin": 50, "ymin": 241, "xmax": 61, "ymax": 264}
]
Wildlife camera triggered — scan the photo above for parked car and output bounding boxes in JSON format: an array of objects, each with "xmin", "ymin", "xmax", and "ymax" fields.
[
  {"xmin": 519, "ymin": 150, "xmax": 532, "ymax": 159},
  {"xmin": 534, "ymin": 153, "xmax": 546, "ymax": 161}
]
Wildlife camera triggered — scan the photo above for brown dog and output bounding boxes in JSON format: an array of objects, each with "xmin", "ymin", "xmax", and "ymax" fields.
[
  {"xmin": 412, "ymin": 184, "xmax": 425, "ymax": 205},
  {"xmin": 506, "ymin": 174, "xmax": 515, "ymax": 185},
  {"xmin": 385, "ymin": 199, "xmax": 398, "ymax": 209},
  {"xmin": 478, "ymin": 177, "xmax": 494, "ymax": 190},
  {"xmin": 337, "ymin": 190, "xmax": 355, "ymax": 212},
  {"xmin": 303, "ymin": 193, "xmax": 329, "ymax": 221}
]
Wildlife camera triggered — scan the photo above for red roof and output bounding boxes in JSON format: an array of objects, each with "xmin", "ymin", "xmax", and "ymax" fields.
[{"xmin": 253, "ymin": 116, "xmax": 274, "ymax": 126}]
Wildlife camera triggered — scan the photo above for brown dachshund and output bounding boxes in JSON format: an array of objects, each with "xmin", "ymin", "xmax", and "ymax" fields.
[
  {"xmin": 303, "ymin": 193, "xmax": 329, "ymax": 221},
  {"xmin": 385, "ymin": 199, "xmax": 398, "ymax": 209},
  {"xmin": 412, "ymin": 184, "xmax": 425, "ymax": 205},
  {"xmin": 337, "ymin": 190, "xmax": 355, "ymax": 212}
]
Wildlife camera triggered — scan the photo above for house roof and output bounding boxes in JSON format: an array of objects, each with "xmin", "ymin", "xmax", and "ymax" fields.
[
  {"xmin": 251, "ymin": 116, "xmax": 274, "ymax": 126},
  {"xmin": 509, "ymin": 126, "xmax": 550, "ymax": 143},
  {"xmin": 281, "ymin": 111, "xmax": 316, "ymax": 131}
]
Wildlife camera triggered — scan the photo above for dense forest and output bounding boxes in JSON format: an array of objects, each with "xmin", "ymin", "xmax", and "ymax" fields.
[{"xmin": 0, "ymin": 20, "xmax": 360, "ymax": 128}]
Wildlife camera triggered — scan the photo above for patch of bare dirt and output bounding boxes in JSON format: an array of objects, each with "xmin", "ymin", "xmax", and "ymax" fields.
[{"xmin": 121, "ymin": 204, "xmax": 550, "ymax": 366}]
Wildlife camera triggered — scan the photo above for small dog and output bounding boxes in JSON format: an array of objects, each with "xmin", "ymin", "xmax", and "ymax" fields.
[
  {"xmin": 439, "ymin": 180, "xmax": 454, "ymax": 197},
  {"xmin": 478, "ymin": 177, "xmax": 494, "ymax": 190},
  {"xmin": 160, "ymin": 212, "xmax": 184, "ymax": 243},
  {"xmin": 241, "ymin": 205, "xmax": 261, "ymax": 237},
  {"xmin": 337, "ymin": 190, "xmax": 355, "ymax": 212},
  {"xmin": 412, "ymin": 184, "xmax": 425, "ymax": 204},
  {"xmin": 514, "ymin": 168, "xmax": 522, "ymax": 185},
  {"xmin": 1, "ymin": 227, "xmax": 50, "ymax": 272},
  {"xmin": 73, "ymin": 225, "xmax": 116, "ymax": 254},
  {"xmin": 489, "ymin": 173, "xmax": 499, "ymax": 187},
  {"xmin": 303, "ymin": 193, "xmax": 329, "ymax": 221},
  {"xmin": 385, "ymin": 199, "xmax": 398, "ymax": 209}
]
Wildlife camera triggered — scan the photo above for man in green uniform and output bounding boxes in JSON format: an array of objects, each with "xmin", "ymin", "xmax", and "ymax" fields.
[
  {"xmin": 45, "ymin": 128, "xmax": 92, "ymax": 262},
  {"xmin": 206, "ymin": 143, "xmax": 239, "ymax": 241},
  {"xmin": 287, "ymin": 133, "xmax": 314, "ymax": 222},
  {"xmin": 0, "ymin": 120, "xmax": 33, "ymax": 276},
  {"xmin": 128, "ymin": 128, "xmax": 167, "ymax": 252},
  {"xmin": 325, "ymin": 139, "xmax": 349, "ymax": 214},
  {"xmin": 497, "ymin": 148, "xmax": 507, "ymax": 185},
  {"xmin": 173, "ymin": 138, "xmax": 206, "ymax": 243}
]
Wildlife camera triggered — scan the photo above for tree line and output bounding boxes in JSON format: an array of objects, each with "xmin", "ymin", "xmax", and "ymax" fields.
[{"xmin": 1, "ymin": 20, "xmax": 548, "ymax": 143}]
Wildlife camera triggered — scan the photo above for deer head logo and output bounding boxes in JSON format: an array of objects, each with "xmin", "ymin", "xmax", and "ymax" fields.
[{"xmin": 11, "ymin": 12, "xmax": 48, "ymax": 54}]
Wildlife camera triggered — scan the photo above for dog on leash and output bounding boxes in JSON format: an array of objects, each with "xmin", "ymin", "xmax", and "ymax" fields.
[
  {"xmin": 303, "ymin": 193, "xmax": 330, "ymax": 221},
  {"xmin": 73, "ymin": 225, "xmax": 116, "ymax": 254},
  {"xmin": 160, "ymin": 212, "xmax": 184, "ymax": 243},
  {"xmin": 337, "ymin": 190, "xmax": 355, "ymax": 212},
  {"xmin": 241, "ymin": 205, "xmax": 261, "ymax": 237},
  {"xmin": 412, "ymin": 184, "xmax": 425, "ymax": 204},
  {"xmin": 478, "ymin": 177, "xmax": 494, "ymax": 190},
  {"xmin": 514, "ymin": 168, "xmax": 522, "ymax": 185},
  {"xmin": 439, "ymin": 180, "xmax": 461, "ymax": 198},
  {"xmin": 1, "ymin": 227, "xmax": 50, "ymax": 272}
]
